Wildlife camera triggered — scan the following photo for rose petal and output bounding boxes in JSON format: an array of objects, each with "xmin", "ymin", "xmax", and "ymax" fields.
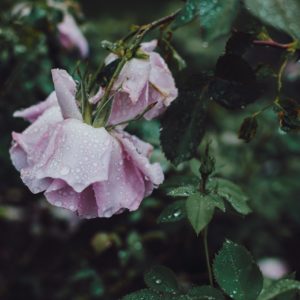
[
  {"xmin": 58, "ymin": 14, "xmax": 89, "ymax": 58},
  {"xmin": 51, "ymin": 69, "xmax": 83, "ymax": 120},
  {"xmin": 13, "ymin": 91, "xmax": 58, "ymax": 123},
  {"xmin": 149, "ymin": 52, "xmax": 178, "ymax": 106},
  {"xmin": 21, "ymin": 119, "xmax": 112, "ymax": 193},
  {"xmin": 93, "ymin": 137, "xmax": 146, "ymax": 217},
  {"xmin": 10, "ymin": 106, "xmax": 63, "ymax": 170},
  {"xmin": 114, "ymin": 131, "xmax": 164, "ymax": 186}
]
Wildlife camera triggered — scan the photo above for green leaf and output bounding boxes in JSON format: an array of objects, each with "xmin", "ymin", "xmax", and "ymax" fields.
[
  {"xmin": 188, "ymin": 285, "xmax": 225, "ymax": 299},
  {"xmin": 245, "ymin": 0, "xmax": 300, "ymax": 41},
  {"xmin": 173, "ymin": 0, "xmax": 239, "ymax": 42},
  {"xmin": 213, "ymin": 240, "xmax": 263, "ymax": 300},
  {"xmin": 158, "ymin": 200, "xmax": 187, "ymax": 223},
  {"xmin": 173, "ymin": 0, "xmax": 200, "ymax": 29},
  {"xmin": 208, "ymin": 54, "xmax": 260, "ymax": 109},
  {"xmin": 122, "ymin": 289, "xmax": 161, "ymax": 300},
  {"xmin": 208, "ymin": 178, "xmax": 252, "ymax": 215},
  {"xmin": 166, "ymin": 185, "xmax": 197, "ymax": 197},
  {"xmin": 144, "ymin": 265, "xmax": 179, "ymax": 294},
  {"xmin": 258, "ymin": 279, "xmax": 300, "ymax": 300},
  {"xmin": 186, "ymin": 192, "xmax": 215, "ymax": 235},
  {"xmin": 160, "ymin": 90, "xmax": 207, "ymax": 166},
  {"xmin": 209, "ymin": 194, "xmax": 226, "ymax": 213},
  {"xmin": 161, "ymin": 175, "xmax": 200, "ymax": 194},
  {"xmin": 198, "ymin": 0, "xmax": 240, "ymax": 42}
]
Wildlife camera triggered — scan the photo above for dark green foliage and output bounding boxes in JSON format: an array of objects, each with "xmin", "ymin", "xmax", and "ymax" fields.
[
  {"xmin": 157, "ymin": 200, "xmax": 187, "ymax": 223},
  {"xmin": 197, "ymin": 0, "xmax": 239, "ymax": 42},
  {"xmin": 187, "ymin": 286, "xmax": 225, "ymax": 299},
  {"xmin": 213, "ymin": 240, "xmax": 263, "ymax": 300},
  {"xmin": 144, "ymin": 265, "xmax": 179, "ymax": 293},
  {"xmin": 160, "ymin": 90, "xmax": 207, "ymax": 165},
  {"xmin": 173, "ymin": 0, "xmax": 200, "ymax": 29},
  {"xmin": 173, "ymin": 0, "xmax": 239, "ymax": 42},
  {"xmin": 245, "ymin": 0, "xmax": 300, "ymax": 41},
  {"xmin": 258, "ymin": 279, "xmax": 300, "ymax": 300},
  {"xmin": 208, "ymin": 178, "xmax": 252, "ymax": 215},
  {"xmin": 209, "ymin": 54, "xmax": 261, "ymax": 109},
  {"xmin": 186, "ymin": 192, "xmax": 224, "ymax": 235}
]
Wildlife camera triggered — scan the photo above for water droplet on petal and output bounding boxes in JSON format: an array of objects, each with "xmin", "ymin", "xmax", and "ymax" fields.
[{"xmin": 60, "ymin": 167, "xmax": 70, "ymax": 175}]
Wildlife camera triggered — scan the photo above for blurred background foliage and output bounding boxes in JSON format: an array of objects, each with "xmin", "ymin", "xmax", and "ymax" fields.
[{"xmin": 0, "ymin": 0, "xmax": 300, "ymax": 299}]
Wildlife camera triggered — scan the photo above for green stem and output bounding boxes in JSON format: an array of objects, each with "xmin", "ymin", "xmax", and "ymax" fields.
[
  {"xmin": 203, "ymin": 227, "xmax": 214, "ymax": 287},
  {"xmin": 92, "ymin": 58, "xmax": 127, "ymax": 127}
]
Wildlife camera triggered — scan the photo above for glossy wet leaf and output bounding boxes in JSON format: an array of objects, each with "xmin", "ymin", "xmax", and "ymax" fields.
[
  {"xmin": 158, "ymin": 200, "xmax": 187, "ymax": 223},
  {"xmin": 173, "ymin": 0, "xmax": 200, "ymax": 29},
  {"xmin": 160, "ymin": 90, "xmax": 207, "ymax": 166},
  {"xmin": 166, "ymin": 185, "xmax": 197, "ymax": 197},
  {"xmin": 258, "ymin": 279, "xmax": 300, "ymax": 300},
  {"xmin": 161, "ymin": 175, "xmax": 200, "ymax": 194},
  {"xmin": 173, "ymin": 0, "xmax": 239, "ymax": 42},
  {"xmin": 208, "ymin": 178, "xmax": 252, "ymax": 215},
  {"xmin": 144, "ymin": 265, "xmax": 179, "ymax": 293},
  {"xmin": 245, "ymin": 0, "xmax": 300, "ymax": 41},
  {"xmin": 186, "ymin": 192, "xmax": 215, "ymax": 235},
  {"xmin": 208, "ymin": 54, "xmax": 260, "ymax": 109},
  {"xmin": 213, "ymin": 240, "xmax": 263, "ymax": 300},
  {"xmin": 198, "ymin": 0, "xmax": 239, "ymax": 42},
  {"xmin": 209, "ymin": 194, "xmax": 226, "ymax": 212},
  {"xmin": 188, "ymin": 285, "xmax": 225, "ymax": 299},
  {"xmin": 122, "ymin": 289, "xmax": 161, "ymax": 300}
]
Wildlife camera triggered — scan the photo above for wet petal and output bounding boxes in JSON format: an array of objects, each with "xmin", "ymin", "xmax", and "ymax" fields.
[
  {"xmin": 51, "ymin": 69, "xmax": 82, "ymax": 120},
  {"xmin": 58, "ymin": 14, "xmax": 89, "ymax": 58},
  {"xmin": 140, "ymin": 39, "xmax": 158, "ymax": 52},
  {"xmin": 21, "ymin": 119, "xmax": 112, "ymax": 193},
  {"xmin": 114, "ymin": 131, "xmax": 164, "ymax": 186},
  {"xmin": 93, "ymin": 137, "xmax": 146, "ymax": 217},
  {"xmin": 13, "ymin": 92, "xmax": 58, "ymax": 123},
  {"xmin": 149, "ymin": 52, "xmax": 178, "ymax": 106},
  {"xmin": 10, "ymin": 106, "xmax": 63, "ymax": 170}
]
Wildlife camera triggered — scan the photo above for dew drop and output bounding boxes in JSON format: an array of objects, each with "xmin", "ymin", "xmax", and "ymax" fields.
[{"xmin": 60, "ymin": 167, "xmax": 70, "ymax": 175}]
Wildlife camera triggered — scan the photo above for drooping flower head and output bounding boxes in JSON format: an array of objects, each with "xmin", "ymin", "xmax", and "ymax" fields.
[
  {"xmin": 10, "ymin": 69, "xmax": 163, "ymax": 218},
  {"xmin": 91, "ymin": 40, "xmax": 178, "ymax": 126}
]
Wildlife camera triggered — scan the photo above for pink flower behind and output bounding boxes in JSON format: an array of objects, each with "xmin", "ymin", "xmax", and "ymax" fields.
[
  {"xmin": 258, "ymin": 258, "xmax": 289, "ymax": 280},
  {"xmin": 10, "ymin": 69, "xmax": 164, "ymax": 218},
  {"xmin": 58, "ymin": 14, "xmax": 89, "ymax": 58},
  {"xmin": 103, "ymin": 40, "xmax": 178, "ymax": 126}
]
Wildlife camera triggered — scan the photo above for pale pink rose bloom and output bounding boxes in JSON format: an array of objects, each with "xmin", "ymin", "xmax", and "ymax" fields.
[
  {"xmin": 58, "ymin": 14, "xmax": 89, "ymax": 58},
  {"xmin": 99, "ymin": 40, "xmax": 178, "ymax": 126},
  {"xmin": 258, "ymin": 258, "xmax": 289, "ymax": 279},
  {"xmin": 10, "ymin": 69, "xmax": 164, "ymax": 218}
]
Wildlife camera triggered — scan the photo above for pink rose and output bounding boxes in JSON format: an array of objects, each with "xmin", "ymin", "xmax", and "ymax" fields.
[
  {"xmin": 95, "ymin": 40, "xmax": 178, "ymax": 126},
  {"xmin": 58, "ymin": 14, "xmax": 89, "ymax": 58},
  {"xmin": 10, "ymin": 69, "xmax": 164, "ymax": 218},
  {"xmin": 258, "ymin": 258, "xmax": 289, "ymax": 279}
]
